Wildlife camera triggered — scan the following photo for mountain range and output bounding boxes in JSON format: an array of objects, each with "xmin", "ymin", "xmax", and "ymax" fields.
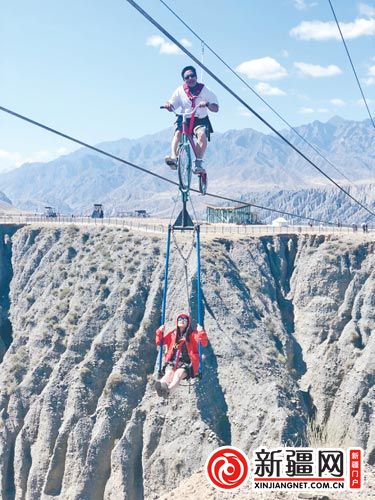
[{"xmin": 1, "ymin": 115, "xmax": 375, "ymax": 221}]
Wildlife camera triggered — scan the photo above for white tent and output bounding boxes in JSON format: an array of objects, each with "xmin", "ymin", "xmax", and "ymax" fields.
[{"xmin": 272, "ymin": 217, "xmax": 288, "ymax": 227}]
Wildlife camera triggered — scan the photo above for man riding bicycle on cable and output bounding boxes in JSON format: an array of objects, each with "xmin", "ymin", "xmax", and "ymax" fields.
[{"xmin": 163, "ymin": 65, "xmax": 219, "ymax": 174}]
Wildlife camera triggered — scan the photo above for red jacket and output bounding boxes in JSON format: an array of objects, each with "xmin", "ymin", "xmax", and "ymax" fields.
[{"xmin": 155, "ymin": 313, "xmax": 208, "ymax": 376}]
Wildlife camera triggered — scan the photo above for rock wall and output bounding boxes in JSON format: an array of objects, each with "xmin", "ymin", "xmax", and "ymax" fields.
[
  {"xmin": 0, "ymin": 226, "xmax": 373, "ymax": 499},
  {"xmin": 0, "ymin": 225, "xmax": 22, "ymax": 362}
]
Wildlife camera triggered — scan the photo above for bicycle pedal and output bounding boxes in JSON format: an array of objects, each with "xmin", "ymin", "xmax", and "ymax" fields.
[
  {"xmin": 165, "ymin": 156, "xmax": 177, "ymax": 169},
  {"xmin": 193, "ymin": 167, "xmax": 204, "ymax": 175}
]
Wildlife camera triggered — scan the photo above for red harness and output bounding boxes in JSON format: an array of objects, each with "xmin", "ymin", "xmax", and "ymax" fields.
[
  {"xmin": 173, "ymin": 337, "xmax": 187, "ymax": 370},
  {"xmin": 183, "ymin": 82, "xmax": 204, "ymax": 135}
]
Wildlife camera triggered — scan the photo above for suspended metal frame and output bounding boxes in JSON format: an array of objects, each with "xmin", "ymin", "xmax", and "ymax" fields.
[{"xmin": 157, "ymin": 203, "xmax": 204, "ymax": 378}]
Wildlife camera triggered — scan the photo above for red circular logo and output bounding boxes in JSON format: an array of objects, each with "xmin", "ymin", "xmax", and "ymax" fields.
[{"xmin": 205, "ymin": 446, "xmax": 250, "ymax": 491}]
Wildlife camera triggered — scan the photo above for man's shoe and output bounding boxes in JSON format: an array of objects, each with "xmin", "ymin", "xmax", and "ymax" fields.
[
  {"xmin": 160, "ymin": 382, "xmax": 170, "ymax": 398},
  {"xmin": 155, "ymin": 380, "xmax": 163, "ymax": 397},
  {"xmin": 165, "ymin": 156, "xmax": 177, "ymax": 170},
  {"xmin": 193, "ymin": 159, "xmax": 205, "ymax": 174}
]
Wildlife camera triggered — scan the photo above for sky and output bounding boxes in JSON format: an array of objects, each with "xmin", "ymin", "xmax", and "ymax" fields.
[{"xmin": 1, "ymin": 0, "xmax": 374, "ymax": 172}]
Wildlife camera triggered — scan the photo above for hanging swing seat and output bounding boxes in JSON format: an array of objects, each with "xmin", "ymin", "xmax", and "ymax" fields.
[{"xmin": 156, "ymin": 204, "xmax": 205, "ymax": 383}]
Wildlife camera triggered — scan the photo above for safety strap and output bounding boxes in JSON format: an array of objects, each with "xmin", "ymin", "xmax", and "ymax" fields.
[
  {"xmin": 172, "ymin": 337, "xmax": 186, "ymax": 371},
  {"xmin": 188, "ymin": 97, "xmax": 196, "ymax": 136},
  {"xmin": 183, "ymin": 82, "xmax": 204, "ymax": 136}
]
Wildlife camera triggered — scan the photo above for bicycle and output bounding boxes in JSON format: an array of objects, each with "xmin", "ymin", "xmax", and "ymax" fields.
[{"xmin": 161, "ymin": 104, "xmax": 208, "ymax": 195}]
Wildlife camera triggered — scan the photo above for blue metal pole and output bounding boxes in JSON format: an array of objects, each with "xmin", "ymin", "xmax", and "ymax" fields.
[
  {"xmin": 158, "ymin": 224, "xmax": 172, "ymax": 375},
  {"xmin": 196, "ymin": 225, "xmax": 203, "ymax": 377}
]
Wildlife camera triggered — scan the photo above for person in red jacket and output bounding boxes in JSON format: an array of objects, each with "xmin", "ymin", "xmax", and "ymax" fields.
[{"xmin": 155, "ymin": 312, "xmax": 208, "ymax": 398}]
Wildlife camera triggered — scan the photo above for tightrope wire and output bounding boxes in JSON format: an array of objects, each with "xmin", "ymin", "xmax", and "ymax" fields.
[
  {"xmin": 126, "ymin": 0, "xmax": 375, "ymax": 218},
  {"xmin": 0, "ymin": 104, "xmax": 344, "ymax": 226},
  {"xmin": 159, "ymin": 0, "xmax": 355, "ymax": 186},
  {"xmin": 327, "ymin": 0, "xmax": 375, "ymax": 129}
]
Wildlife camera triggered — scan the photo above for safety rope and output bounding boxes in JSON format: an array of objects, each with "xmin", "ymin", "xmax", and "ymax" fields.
[
  {"xmin": 189, "ymin": 196, "xmax": 199, "ymax": 224},
  {"xmin": 158, "ymin": 0, "xmax": 356, "ymax": 186},
  {"xmin": 169, "ymin": 195, "xmax": 179, "ymax": 226},
  {"xmin": 158, "ymin": 225, "xmax": 172, "ymax": 375},
  {"xmin": 327, "ymin": 0, "xmax": 375, "ymax": 129},
  {"xmin": 125, "ymin": 0, "xmax": 375, "ymax": 218},
  {"xmin": 171, "ymin": 228, "xmax": 195, "ymax": 313},
  {"xmin": 158, "ymin": 224, "xmax": 204, "ymax": 386},
  {"xmin": 0, "ymin": 105, "xmax": 361, "ymax": 226},
  {"xmin": 195, "ymin": 225, "xmax": 203, "ymax": 378},
  {"xmin": 200, "ymin": 41, "xmax": 205, "ymax": 82}
]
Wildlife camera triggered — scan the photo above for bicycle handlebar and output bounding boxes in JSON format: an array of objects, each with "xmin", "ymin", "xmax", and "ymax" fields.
[{"xmin": 160, "ymin": 104, "xmax": 204, "ymax": 117}]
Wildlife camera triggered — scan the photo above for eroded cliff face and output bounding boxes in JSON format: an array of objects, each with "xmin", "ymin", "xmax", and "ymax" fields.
[
  {"xmin": 0, "ymin": 225, "xmax": 21, "ymax": 362},
  {"xmin": 0, "ymin": 226, "xmax": 373, "ymax": 500}
]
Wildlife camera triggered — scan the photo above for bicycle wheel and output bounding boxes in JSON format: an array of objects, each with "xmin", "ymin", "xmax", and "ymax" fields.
[
  {"xmin": 198, "ymin": 171, "xmax": 208, "ymax": 195},
  {"xmin": 177, "ymin": 143, "xmax": 192, "ymax": 193}
]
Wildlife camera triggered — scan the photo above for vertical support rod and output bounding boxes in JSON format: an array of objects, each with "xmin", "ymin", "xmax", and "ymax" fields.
[
  {"xmin": 158, "ymin": 224, "xmax": 172, "ymax": 374},
  {"xmin": 196, "ymin": 224, "xmax": 203, "ymax": 376},
  {"xmin": 180, "ymin": 191, "xmax": 188, "ymax": 228},
  {"xmin": 182, "ymin": 199, "xmax": 186, "ymax": 228}
]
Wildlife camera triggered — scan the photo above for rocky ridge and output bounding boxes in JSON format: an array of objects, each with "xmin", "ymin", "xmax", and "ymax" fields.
[{"xmin": 0, "ymin": 225, "xmax": 373, "ymax": 499}]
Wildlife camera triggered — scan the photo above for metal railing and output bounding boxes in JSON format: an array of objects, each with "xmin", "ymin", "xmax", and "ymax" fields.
[{"xmin": 0, "ymin": 214, "xmax": 372, "ymax": 237}]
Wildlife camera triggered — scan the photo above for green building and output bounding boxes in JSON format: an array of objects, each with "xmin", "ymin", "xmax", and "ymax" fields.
[{"xmin": 206, "ymin": 203, "xmax": 258, "ymax": 224}]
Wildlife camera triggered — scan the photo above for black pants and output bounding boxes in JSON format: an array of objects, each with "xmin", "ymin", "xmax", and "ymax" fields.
[{"xmin": 164, "ymin": 361, "xmax": 194, "ymax": 380}]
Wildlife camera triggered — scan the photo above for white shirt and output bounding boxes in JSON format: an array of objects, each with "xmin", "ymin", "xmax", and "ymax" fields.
[{"xmin": 168, "ymin": 85, "xmax": 219, "ymax": 119}]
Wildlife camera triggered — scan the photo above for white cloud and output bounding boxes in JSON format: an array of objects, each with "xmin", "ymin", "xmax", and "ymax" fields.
[
  {"xmin": 330, "ymin": 98, "xmax": 346, "ymax": 107},
  {"xmin": 281, "ymin": 49, "xmax": 289, "ymax": 58},
  {"xmin": 236, "ymin": 57, "xmax": 287, "ymax": 81},
  {"xmin": 358, "ymin": 2, "xmax": 375, "ymax": 17},
  {"xmin": 255, "ymin": 82, "xmax": 287, "ymax": 96},
  {"xmin": 180, "ymin": 38, "xmax": 192, "ymax": 48},
  {"xmin": 299, "ymin": 107, "xmax": 314, "ymax": 113},
  {"xmin": 0, "ymin": 150, "xmax": 22, "ymax": 163},
  {"xmin": 20, "ymin": 151, "xmax": 52, "ymax": 165},
  {"xmin": 238, "ymin": 107, "xmax": 252, "ymax": 117},
  {"xmin": 146, "ymin": 35, "xmax": 164, "ymax": 47},
  {"xmin": 146, "ymin": 35, "xmax": 179, "ymax": 55},
  {"xmin": 294, "ymin": 62, "xmax": 342, "ymax": 77},
  {"xmin": 146, "ymin": 35, "xmax": 191, "ymax": 55},
  {"xmin": 0, "ymin": 149, "xmax": 65, "ymax": 171},
  {"xmin": 296, "ymin": 93, "xmax": 311, "ymax": 101},
  {"xmin": 290, "ymin": 18, "xmax": 375, "ymax": 40},
  {"xmin": 299, "ymin": 106, "xmax": 327, "ymax": 113},
  {"xmin": 356, "ymin": 98, "xmax": 374, "ymax": 108},
  {"xmin": 293, "ymin": 0, "xmax": 317, "ymax": 10},
  {"xmin": 364, "ymin": 65, "xmax": 375, "ymax": 85},
  {"xmin": 293, "ymin": 0, "xmax": 306, "ymax": 9}
]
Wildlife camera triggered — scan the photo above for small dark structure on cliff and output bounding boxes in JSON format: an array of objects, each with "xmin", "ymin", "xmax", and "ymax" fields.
[
  {"xmin": 91, "ymin": 204, "xmax": 104, "ymax": 219},
  {"xmin": 44, "ymin": 206, "xmax": 57, "ymax": 218}
]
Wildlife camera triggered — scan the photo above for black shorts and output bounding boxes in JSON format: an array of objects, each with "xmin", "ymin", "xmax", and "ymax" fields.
[
  {"xmin": 175, "ymin": 115, "xmax": 213, "ymax": 141},
  {"xmin": 164, "ymin": 361, "xmax": 194, "ymax": 380}
]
